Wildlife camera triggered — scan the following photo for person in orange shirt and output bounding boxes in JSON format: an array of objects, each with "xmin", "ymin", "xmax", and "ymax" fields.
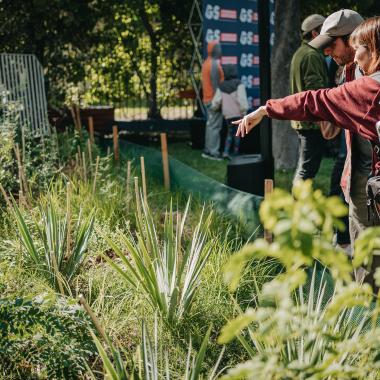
[{"xmin": 201, "ymin": 41, "xmax": 224, "ymax": 160}]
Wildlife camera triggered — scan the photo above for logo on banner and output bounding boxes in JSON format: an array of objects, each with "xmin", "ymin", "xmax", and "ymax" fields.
[
  {"xmin": 205, "ymin": 29, "xmax": 221, "ymax": 42},
  {"xmin": 221, "ymin": 32, "xmax": 238, "ymax": 43},
  {"xmin": 239, "ymin": 8, "xmax": 258, "ymax": 23},
  {"xmin": 204, "ymin": 5, "xmax": 237, "ymax": 21},
  {"xmin": 221, "ymin": 56, "xmax": 238, "ymax": 65},
  {"xmin": 220, "ymin": 9, "xmax": 237, "ymax": 20},
  {"xmin": 241, "ymin": 75, "xmax": 260, "ymax": 89},
  {"xmin": 240, "ymin": 31, "xmax": 259, "ymax": 45},
  {"xmin": 240, "ymin": 54, "xmax": 259, "ymax": 67}
]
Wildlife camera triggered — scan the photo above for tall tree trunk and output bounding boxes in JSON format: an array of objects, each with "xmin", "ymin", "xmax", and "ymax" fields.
[
  {"xmin": 139, "ymin": 4, "xmax": 161, "ymax": 119},
  {"xmin": 271, "ymin": 0, "xmax": 300, "ymax": 170}
]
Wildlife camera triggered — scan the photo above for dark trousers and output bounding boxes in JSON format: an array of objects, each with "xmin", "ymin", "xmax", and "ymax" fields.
[
  {"xmin": 293, "ymin": 129, "xmax": 325, "ymax": 185},
  {"xmin": 329, "ymin": 154, "xmax": 350, "ymax": 245}
]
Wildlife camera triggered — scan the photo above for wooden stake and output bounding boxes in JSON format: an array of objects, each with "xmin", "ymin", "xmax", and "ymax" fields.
[
  {"xmin": 126, "ymin": 160, "xmax": 131, "ymax": 212},
  {"xmin": 75, "ymin": 104, "xmax": 82, "ymax": 137},
  {"xmin": 264, "ymin": 179, "xmax": 274, "ymax": 243},
  {"xmin": 160, "ymin": 133, "xmax": 170, "ymax": 190},
  {"xmin": 78, "ymin": 294, "xmax": 108, "ymax": 343},
  {"xmin": 66, "ymin": 182, "xmax": 72, "ymax": 260},
  {"xmin": 0, "ymin": 183, "xmax": 12, "ymax": 209},
  {"xmin": 134, "ymin": 176, "xmax": 142, "ymax": 221},
  {"xmin": 112, "ymin": 125, "xmax": 119, "ymax": 162},
  {"xmin": 88, "ymin": 116, "xmax": 94, "ymax": 144},
  {"xmin": 82, "ymin": 151, "xmax": 87, "ymax": 182},
  {"xmin": 140, "ymin": 156, "xmax": 147, "ymax": 205},
  {"xmin": 87, "ymin": 139, "xmax": 92, "ymax": 173},
  {"xmin": 69, "ymin": 105, "xmax": 78, "ymax": 131},
  {"xmin": 93, "ymin": 156, "xmax": 100, "ymax": 193}
]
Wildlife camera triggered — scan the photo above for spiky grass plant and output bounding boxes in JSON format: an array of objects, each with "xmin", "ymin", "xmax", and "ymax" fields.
[
  {"xmin": 103, "ymin": 197, "xmax": 213, "ymax": 325},
  {"xmin": 91, "ymin": 320, "xmax": 224, "ymax": 379},
  {"xmin": 12, "ymin": 196, "xmax": 95, "ymax": 294}
]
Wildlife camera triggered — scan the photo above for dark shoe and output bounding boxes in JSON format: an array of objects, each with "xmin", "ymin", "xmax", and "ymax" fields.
[{"xmin": 202, "ymin": 152, "xmax": 223, "ymax": 161}]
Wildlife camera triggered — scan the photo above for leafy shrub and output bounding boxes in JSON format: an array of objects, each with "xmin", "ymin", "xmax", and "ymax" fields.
[
  {"xmin": 219, "ymin": 181, "xmax": 380, "ymax": 380},
  {"xmin": 0, "ymin": 97, "xmax": 59, "ymax": 197},
  {"xmin": 0, "ymin": 294, "xmax": 94, "ymax": 379}
]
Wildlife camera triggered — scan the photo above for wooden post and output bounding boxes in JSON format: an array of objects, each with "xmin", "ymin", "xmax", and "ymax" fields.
[
  {"xmin": 66, "ymin": 182, "xmax": 72, "ymax": 260},
  {"xmin": 93, "ymin": 156, "xmax": 100, "ymax": 193},
  {"xmin": 134, "ymin": 176, "xmax": 142, "ymax": 221},
  {"xmin": 126, "ymin": 160, "xmax": 131, "ymax": 212},
  {"xmin": 160, "ymin": 133, "xmax": 170, "ymax": 190},
  {"xmin": 88, "ymin": 116, "xmax": 94, "ymax": 144},
  {"xmin": 112, "ymin": 125, "xmax": 119, "ymax": 162},
  {"xmin": 78, "ymin": 294, "xmax": 108, "ymax": 343},
  {"xmin": 87, "ymin": 139, "xmax": 92, "ymax": 172},
  {"xmin": 0, "ymin": 184, "xmax": 12, "ymax": 209},
  {"xmin": 82, "ymin": 151, "xmax": 87, "ymax": 182},
  {"xmin": 140, "ymin": 156, "xmax": 147, "ymax": 204},
  {"xmin": 264, "ymin": 179, "xmax": 274, "ymax": 243},
  {"xmin": 75, "ymin": 104, "xmax": 82, "ymax": 137},
  {"xmin": 69, "ymin": 106, "xmax": 78, "ymax": 131}
]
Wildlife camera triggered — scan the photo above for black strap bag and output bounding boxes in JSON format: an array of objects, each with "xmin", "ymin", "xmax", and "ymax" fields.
[{"xmin": 366, "ymin": 175, "xmax": 380, "ymax": 223}]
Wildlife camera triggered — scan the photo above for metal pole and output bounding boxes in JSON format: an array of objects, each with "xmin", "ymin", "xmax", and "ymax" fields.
[{"xmin": 258, "ymin": 0, "xmax": 274, "ymax": 180}]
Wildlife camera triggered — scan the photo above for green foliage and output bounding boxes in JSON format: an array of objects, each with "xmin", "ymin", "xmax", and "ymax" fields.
[
  {"xmin": 103, "ymin": 198, "xmax": 213, "ymax": 325},
  {"xmin": 220, "ymin": 180, "xmax": 380, "ymax": 380},
  {"xmin": 0, "ymin": 99, "xmax": 19, "ymax": 192},
  {"xmin": 92, "ymin": 319, "xmax": 223, "ymax": 380},
  {"xmin": 0, "ymin": 294, "xmax": 94, "ymax": 379},
  {"xmin": 11, "ymin": 194, "xmax": 95, "ymax": 294},
  {"xmin": 0, "ymin": 98, "xmax": 59, "ymax": 198}
]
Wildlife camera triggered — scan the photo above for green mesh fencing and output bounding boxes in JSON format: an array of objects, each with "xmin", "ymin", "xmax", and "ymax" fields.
[
  {"xmin": 103, "ymin": 139, "xmax": 263, "ymax": 235},
  {"xmin": 101, "ymin": 138, "xmax": 379, "ymax": 329}
]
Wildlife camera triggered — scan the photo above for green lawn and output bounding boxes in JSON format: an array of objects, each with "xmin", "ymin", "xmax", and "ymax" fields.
[{"xmin": 166, "ymin": 142, "xmax": 334, "ymax": 195}]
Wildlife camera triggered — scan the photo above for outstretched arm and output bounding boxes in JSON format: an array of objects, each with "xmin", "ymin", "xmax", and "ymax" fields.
[{"xmin": 234, "ymin": 77, "xmax": 379, "ymax": 142}]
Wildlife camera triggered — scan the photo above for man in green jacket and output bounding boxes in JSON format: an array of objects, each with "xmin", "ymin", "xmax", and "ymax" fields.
[{"xmin": 290, "ymin": 14, "xmax": 329, "ymax": 184}]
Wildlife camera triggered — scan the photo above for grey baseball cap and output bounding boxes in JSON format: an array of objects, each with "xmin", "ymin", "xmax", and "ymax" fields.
[
  {"xmin": 309, "ymin": 9, "xmax": 364, "ymax": 50},
  {"xmin": 301, "ymin": 14, "xmax": 326, "ymax": 33}
]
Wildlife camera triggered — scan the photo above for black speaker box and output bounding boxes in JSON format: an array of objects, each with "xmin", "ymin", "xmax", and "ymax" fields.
[{"xmin": 227, "ymin": 154, "xmax": 265, "ymax": 196}]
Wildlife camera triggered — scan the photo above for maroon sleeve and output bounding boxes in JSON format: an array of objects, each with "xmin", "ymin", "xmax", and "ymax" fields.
[{"xmin": 266, "ymin": 77, "xmax": 380, "ymax": 142}]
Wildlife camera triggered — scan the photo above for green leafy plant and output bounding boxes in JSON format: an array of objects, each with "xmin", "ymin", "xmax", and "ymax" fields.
[
  {"xmin": 91, "ymin": 320, "xmax": 224, "ymax": 379},
  {"xmin": 0, "ymin": 294, "xmax": 94, "ymax": 379},
  {"xmin": 103, "ymin": 198, "xmax": 213, "ymax": 325},
  {"xmin": 219, "ymin": 180, "xmax": 380, "ymax": 380},
  {"xmin": 12, "ymin": 195, "xmax": 95, "ymax": 294}
]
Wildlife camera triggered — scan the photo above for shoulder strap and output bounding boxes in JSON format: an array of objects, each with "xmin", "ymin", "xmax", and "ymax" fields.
[{"xmin": 369, "ymin": 71, "xmax": 380, "ymax": 83}]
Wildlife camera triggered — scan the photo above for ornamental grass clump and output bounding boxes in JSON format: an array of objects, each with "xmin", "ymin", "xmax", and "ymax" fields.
[
  {"xmin": 103, "ymin": 197, "xmax": 213, "ymax": 325},
  {"xmin": 219, "ymin": 180, "xmax": 380, "ymax": 380},
  {"xmin": 12, "ymin": 193, "xmax": 95, "ymax": 294},
  {"xmin": 91, "ymin": 319, "xmax": 224, "ymax": 379}
]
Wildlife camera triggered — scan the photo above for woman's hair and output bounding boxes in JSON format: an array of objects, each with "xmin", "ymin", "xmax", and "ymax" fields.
[{"xmin": 350, "ymin": 16, "xmax": 380, "ymax": 75}]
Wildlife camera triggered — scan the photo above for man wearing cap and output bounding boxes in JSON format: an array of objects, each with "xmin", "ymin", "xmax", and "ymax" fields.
[
  {"xmin": 309, "ymin": 10, "xmax": 372, "ymax": 277},
  {"xmin": 290, "ymin": 14, "xmax": 329, "ymax": 184}
]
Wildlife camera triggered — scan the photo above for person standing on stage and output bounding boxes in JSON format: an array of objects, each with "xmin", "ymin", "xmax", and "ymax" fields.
[{"xmin": 201, "ymin": 41, "xmax": 224, "ymax": 161}]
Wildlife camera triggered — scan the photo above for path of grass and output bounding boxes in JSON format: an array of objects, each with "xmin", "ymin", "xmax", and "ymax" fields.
[{"xmin": 166, "ymin": 142, "xmax": 334, "ymax": 195}]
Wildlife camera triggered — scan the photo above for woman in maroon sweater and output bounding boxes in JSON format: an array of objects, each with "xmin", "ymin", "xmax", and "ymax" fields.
[{"xmin": 235, "ymin": 17, "xmax": 380, "ymax": 172}]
